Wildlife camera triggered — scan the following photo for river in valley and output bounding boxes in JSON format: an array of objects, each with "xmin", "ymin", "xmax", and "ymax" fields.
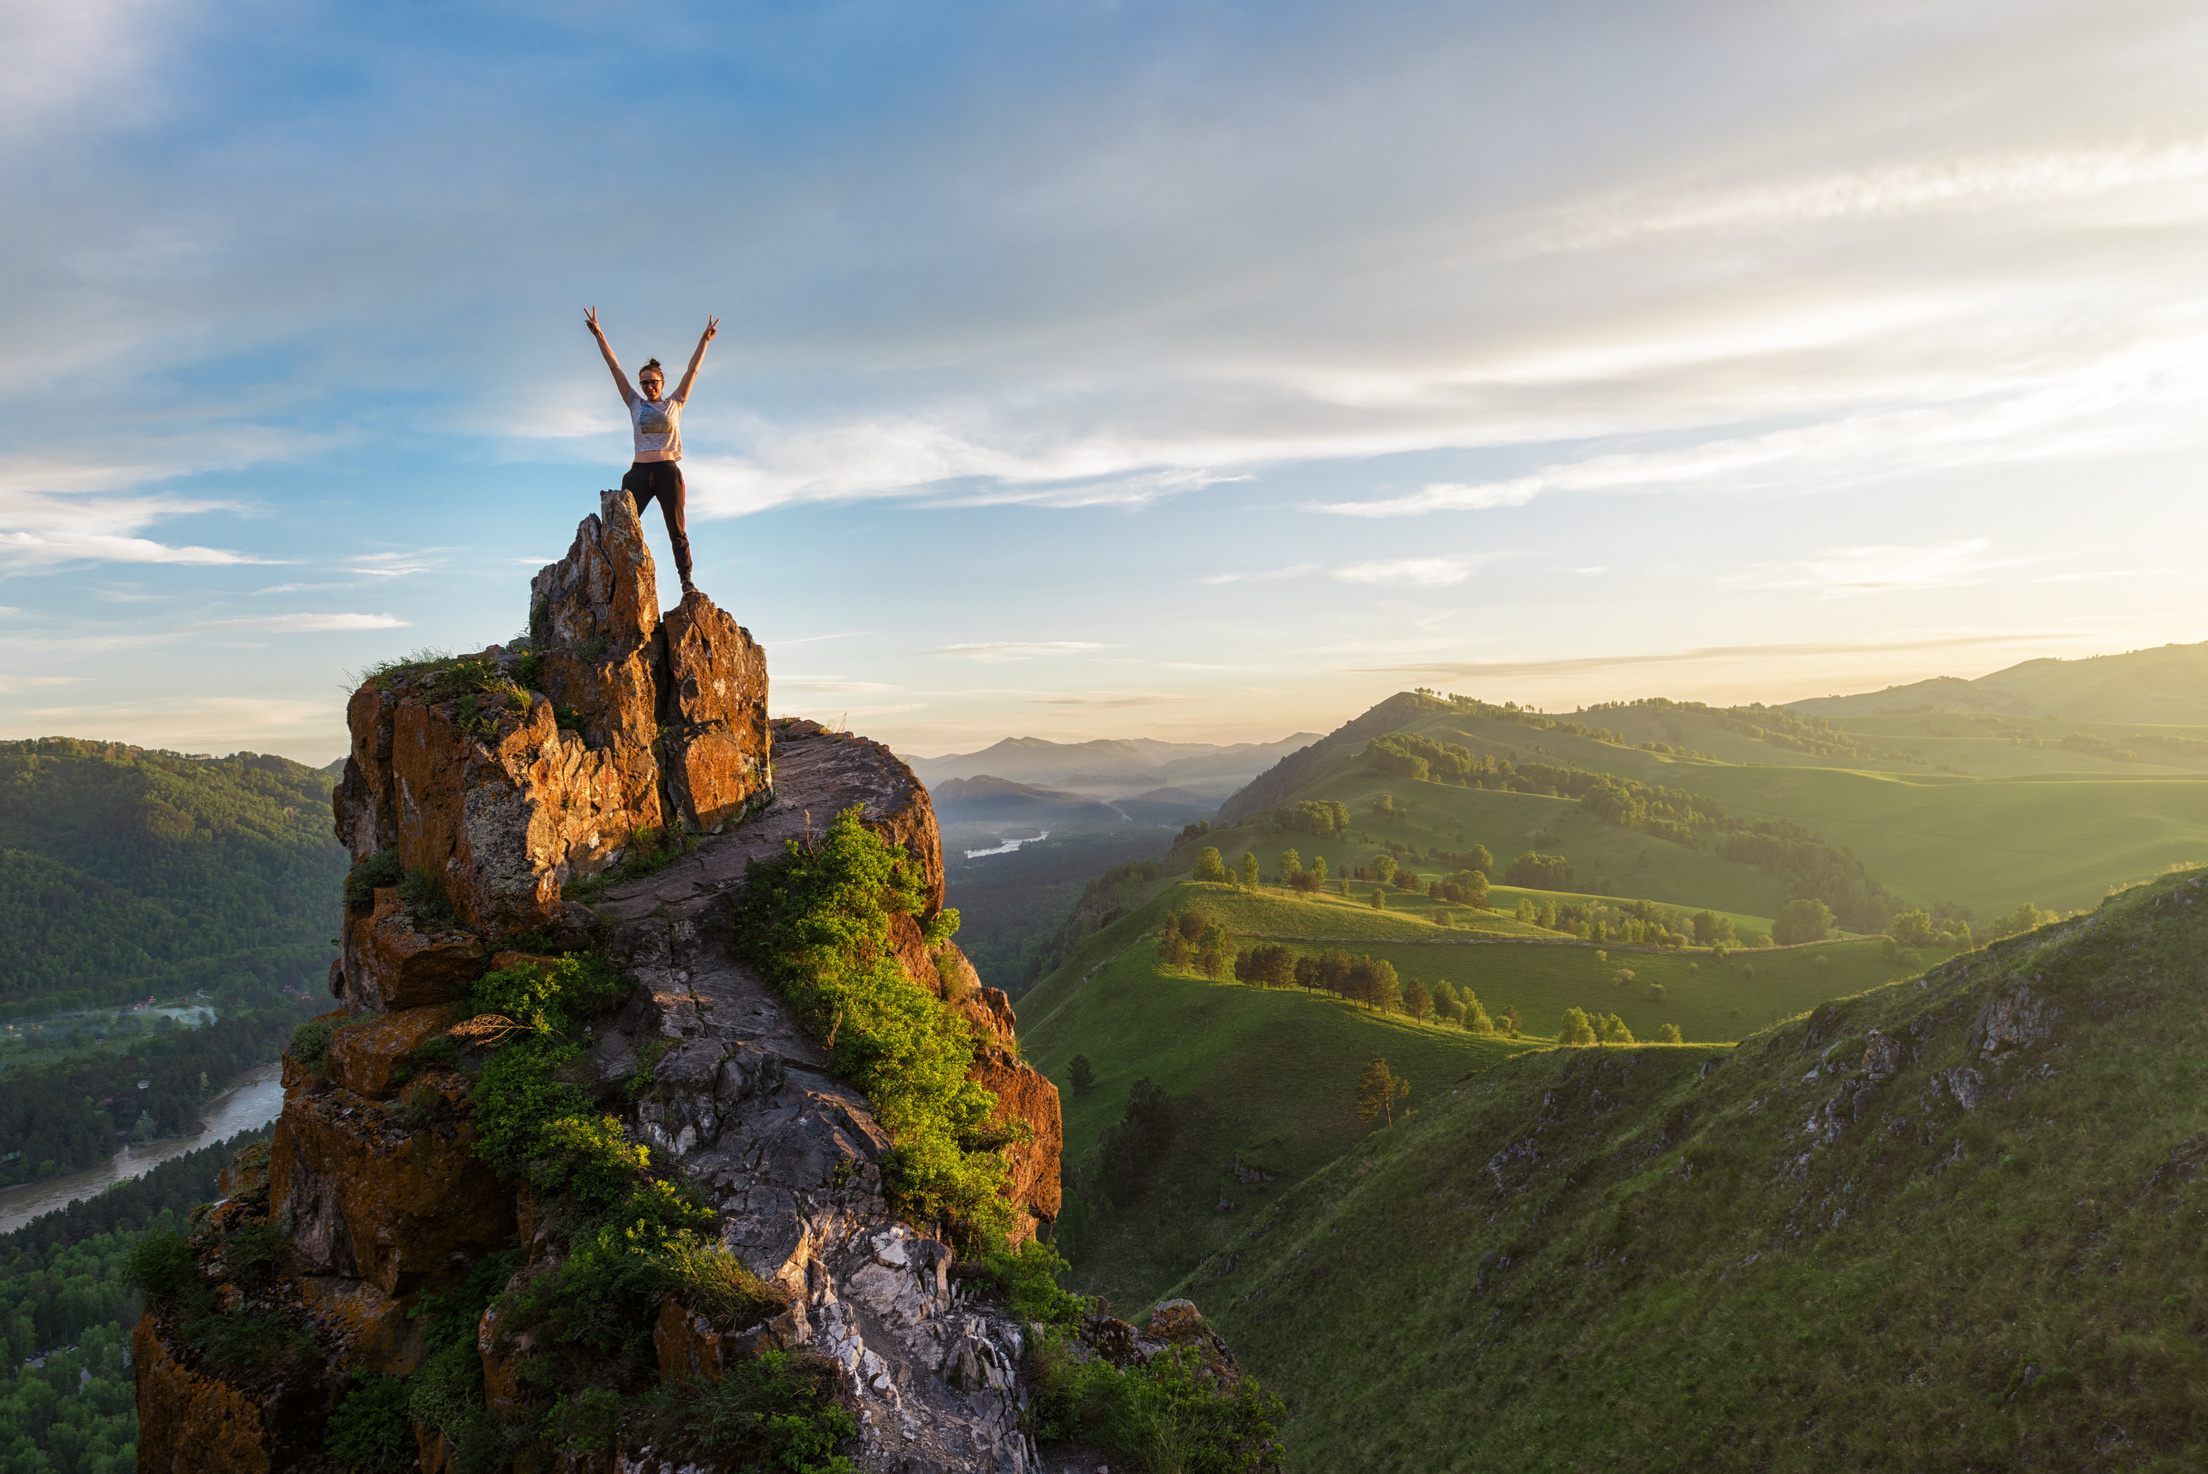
[{"xmin": 0, "ymin": 1061, "xmax": 285, "ymax": 1235}]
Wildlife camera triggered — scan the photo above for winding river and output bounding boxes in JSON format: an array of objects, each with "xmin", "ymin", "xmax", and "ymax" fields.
[{"xmin": 0, "ymin": 1061, "xmax": 285, "ymax": 1235}]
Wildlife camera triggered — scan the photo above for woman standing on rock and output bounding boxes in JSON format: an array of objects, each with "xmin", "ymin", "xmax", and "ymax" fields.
[{"xmin": 585, "ymin": 307, "xmax": 716, "ymax": 597}]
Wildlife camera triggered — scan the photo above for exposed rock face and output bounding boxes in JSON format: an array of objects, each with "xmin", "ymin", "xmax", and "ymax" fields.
[
  {"xmin": 269, "ymin": 1068, "xmax": 510, "ymax": 1294},
  {"xmin": 332, "ymin": 489, "xmax": 770, "ymax": 945},
  {"xmin": 138, "ymin": 496, "xmax": 1123, "ymax": 1474}
]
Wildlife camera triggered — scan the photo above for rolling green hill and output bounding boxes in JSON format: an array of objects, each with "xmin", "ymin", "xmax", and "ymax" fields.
[
  {"xmin": 1214, "ymin": 690, "xmax": 2208, "ymax": 922},
  {"xmin": 1789, "ymin": 639, "xmax": 2208, "ymax": 724},
  {"xmin": 0, "ymin": 738, "xmax": 346, "ymax": 1011},
  {"xmin": 1168, "ymin": 866, "xmax": 2208, "ymax": 1472},
  {"xmin": 1020, "ymin": 877, "xmax": 1899, "ymax": 1309}
]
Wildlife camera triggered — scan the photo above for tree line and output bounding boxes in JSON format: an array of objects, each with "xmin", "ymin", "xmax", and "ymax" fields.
[
  {"xmin": 1161, "ymin": 917, "xmax": 1517, "ymax": 1032},
  {"xmin": 0, "ymin": 740, "xmax": 347, "ymax": 1012},
  {"xmin": 0, "ymin": 1001, "xmax": 311, "ymax": 1188},
  {"xmin": 1362, "ymin": 731, "xmax": 1901, "ymax": 930}
]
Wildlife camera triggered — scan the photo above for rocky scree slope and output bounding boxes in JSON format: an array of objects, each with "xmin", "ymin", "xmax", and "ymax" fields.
[
  {"xmin": 1183, "ymin": 863, "xmax": 2208, "ymax": 1471},
  {"xmin": 128, "ymin": 491, "xmax": 1112, "ymax": 1473}
]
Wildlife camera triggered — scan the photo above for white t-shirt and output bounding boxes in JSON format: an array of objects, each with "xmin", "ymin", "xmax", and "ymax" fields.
[{"xmin": 628, "ymin": 393, "xmax": 684, "ymax": 463}]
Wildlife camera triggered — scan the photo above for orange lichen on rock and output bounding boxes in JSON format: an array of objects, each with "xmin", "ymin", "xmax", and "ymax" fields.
[
  {"xmin": 269, "ymin": 1074, "xmax": 511, "ymax": 1296},
  {"xmin": 327, "ymin": 1003, "xmax": 461, "ymax": 1097}
]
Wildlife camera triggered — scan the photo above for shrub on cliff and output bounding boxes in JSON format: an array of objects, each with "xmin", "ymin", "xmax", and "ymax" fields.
[{"xmin": 730, "ymin": 807, "xmax": 1013, "ymax": 1243}]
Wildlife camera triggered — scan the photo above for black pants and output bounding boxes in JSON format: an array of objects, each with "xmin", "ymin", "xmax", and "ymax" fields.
[{"xmin": 621, "ymin": 460, "xmax": 693, "ymax": 586}]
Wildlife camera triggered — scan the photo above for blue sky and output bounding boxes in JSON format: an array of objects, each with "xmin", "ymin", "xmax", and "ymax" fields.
[{"xmin": 3, "ymin": 0, "xmax": 2205, "ymax": 764}]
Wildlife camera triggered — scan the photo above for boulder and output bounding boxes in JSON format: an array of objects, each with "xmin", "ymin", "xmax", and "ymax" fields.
[
  {"xmin": 969, "ymin": 1045, "xmax": 1063, "ymax": 1238},
  {"xmin": 132, "ymin": 1312, "xmax": 335, "ymax": 1474},
  {"xmin": 658, "ymin": 590, "xmax": 771, "ymax": 832},
  {"xmin": 268, "ymin": 1072, "xmax": 511, "ymax": 1295},
  {"xmin": 328, "ymin": 1004, "xmax": 462, "ymax": 1097},
  {"xmin": 340, "ymin": 890, "xmax": 486, "ymax": 1012},
  {"xmin": 300, "ymin": 1276, "xmax": 429, "ymax": 1378}
]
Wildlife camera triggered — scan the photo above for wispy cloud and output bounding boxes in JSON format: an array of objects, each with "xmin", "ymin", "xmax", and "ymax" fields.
[
  {"xmin": 202, "ymin": 613, "xmax": 409, "ymax": 632},
  {"xmin": 1199, "ymin": 563, "xmax": 1318, "ymax": 585},
  {"xmin": 935, "ymin": 641, "xmax": 1110, "ymax": 663},
  {"xmin": 1028, "ymin": 693, "xmax": 1191, "ymax": 708},
  {"xmin": 1332, "ymin": 558, "xmax": 1473, "ymax": 587},
  {"xmin": 1351, "ymin": 630, "xmax": 2081, "ymax": 682},
  {"xmin": 1719, "ymin": 539, "xmax": 2036, "ymax": 597}
]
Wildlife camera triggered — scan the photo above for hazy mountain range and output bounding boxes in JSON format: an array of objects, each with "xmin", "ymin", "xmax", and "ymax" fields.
[
  {"xmin": 903, "ymin": 733, "xmax": 1321, "ymax": 798},
  {"xmin": 1787, "ymin": 641, "xmax": 2208, "ymax": 724}
]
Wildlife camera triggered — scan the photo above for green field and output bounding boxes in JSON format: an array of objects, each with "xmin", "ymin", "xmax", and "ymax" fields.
[
  {"xmin": 1169, "ymin": 868, "xmax": 2208, "ymax": 1471},
  {"xmin": 1218, "ymin": 693, "xmax": 2208, "ymax": 922},
  {"xmin": 1020, "ymin": 878, "xmax": 1899, "ymax": 1308}
]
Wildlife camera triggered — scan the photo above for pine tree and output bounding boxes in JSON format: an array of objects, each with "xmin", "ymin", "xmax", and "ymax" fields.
[
  {"xmin": 1069, "ymin": 1055, "xmax": 1095, "ymax": 1095},
  {"xmin": 1355, "ymin": 1059, "xmax": 1410, "ymax": 1126}
]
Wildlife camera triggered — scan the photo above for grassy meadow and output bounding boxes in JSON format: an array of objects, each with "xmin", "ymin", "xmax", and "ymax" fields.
[
  {"xmin": 1019, "ymin": 877, "xmax": 1902, "ymax": 1308},
  {"xmin": 1173, "ymin": 868, "xmax": 2208, "ymax": 1471}
]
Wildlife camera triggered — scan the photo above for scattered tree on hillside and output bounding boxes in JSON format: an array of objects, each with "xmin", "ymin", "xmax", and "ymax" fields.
[
  {"xmin": 1499, "ymin": 1004, "xmax": 1521, "ymax": 1034},
  {"xmin": 1691, "ymin": 910, "xmax": 1736, "ymax": 946},
  {"xmin": 1275, "ymin": 800, "xmax": 1351, "ymax": 838},
  {"xmin": 1310, "ymin": 855, "xmax": 1329, "ymax": 883},
  {"xmin": 1648, "ymin": 983, "xmax": 1665, "ymax": 1004},
  {"xmin": 1656, "ymin": 1022, "xmax": 1683, "ymax": 1044},
  {"xmin": 1278, "ymin": 848, "xmax": 1303, "ymax": 884},
  {"xmin": 1392, "ymin": 865, "xmax": 1420, "ymax": 891},
  {"xmin": 1986, "ymin": 900, "xmax": 2059, "ymax": 940},
  {"xmin": 1371, "ymin": 793, "xmax": 1398, "ymax": 817},
  {"xmin": 1355, "ymin": 1059, "xmax": 1410, "ymax": 1126},
  {"xmin": 1234, "ymin": 942, "xmax": 1296, "ymax": 988},
  {"xmin": 1596, "ymin": 1012, "xmax": 1634, "ymax": 1044},
  {"xmin": 1369, "ymin": 886, "xmax": 1385, "ymax": 910},
  {"xmin": 1367, "ymin": 853, "xmax": 1399, "ymax": 885},
  {"xmin": 1515, "ymin": 897, "xmax": 1538, "ymax": 924},
  {"xmin": 1240, "ymin": 851, "xmax": 1260, "ymax": 886},
  {"xmin": 1888, "ymin": 909, "xmax": 1936, "ymax": 947},
  {"xmin": 1431, "ymin": 869, "xmax": 1489, "ymax": 908},
  {"xmin": 1559, "ymin": 1007, "xmax": 1598, "ymax": 1046},
  {"xmin": 1197, "ymin": 922, "xmax": 1235, "ymax": 980},
  {"xmin": 1096, "ymin": 1077, "xmax": 1177, "ymax": 1206},
  {"xmin": 1773, "ymin": 898, "xmax": 1835, "ymax": 945},
  {"xmin": 1430, "ymin": 979, "xmax": 1462, "ymax": 1024},
  {"xmin": 1506, "ymin": 851, "xmax": 1575, "ymax": 889},
  {"xmin": 1192, "ymin": 846, "xmax": 1229, "ymax": 883},
  {"xmin": 1404, "ymin": 979, "xmax": 1431, "ymax": 1021},
  {"xmin": 1069, "ymin": 1055, "xmax": 1095, "ymax": 1097}
]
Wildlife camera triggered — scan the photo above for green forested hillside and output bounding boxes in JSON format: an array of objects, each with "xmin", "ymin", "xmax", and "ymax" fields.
[
  {"xmin": 1173, "ymin": 867, "xmax": 2208, "ymax": 1471},
  {"xmin": 1020, "ymin": 875, "xmax": 1896, "ymax": 1309},
  {"xmin": 1217, "ymin": 690, "xmax": 2208, "ymax": 922},
  {"xmin": 1788, "ymin": 639, "xmax": 2208, "ymax": 724},
  {"xmin": 0, "ymin": 740, "xmax": 346, "ymax": 1010},
  {"xmin": 0, "ymin": 1130, "xmax": 266, "ymax": 1474}
]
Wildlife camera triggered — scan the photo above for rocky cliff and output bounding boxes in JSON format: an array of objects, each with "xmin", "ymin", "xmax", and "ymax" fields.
[{"xmin": 132, "ymin": 492, "xmax": 1141, "ymax": 1473}]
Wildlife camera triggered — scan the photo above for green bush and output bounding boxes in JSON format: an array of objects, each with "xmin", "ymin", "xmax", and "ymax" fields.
[
  {"xmin": 407, "ymin": 1252, "xmax": 520, "ymax": 1474},
  {"xmin": 400, "ymin": 866, "xmax": 458, "ymax": 932},
  {"xmin": 327, "ymin": 1373, "xmax": 416, "ymax": 1473},
  {"xmin": 398, "ymin": 1082, "xmax": 447, "ymax": 1130},
  {"xmin": 1029, "ymin": 1344, "xmax": 1285, "ymax": 1472},
  {"xmin": 125, "ymin": 1229, "xmax": 208, "ymax": 1310},
  {"xmin": 543, "ymin": 1386, "xmax": 625, "ymax": 1456},
  {"xmin": 224, "ymin": 1219, "xmax": 291, "ymax": 1288},
  {"xmin": 644, "ymin": 1353, "xmax": 858, "ymax": 1473},
  {"xmin": 730, "ymin": 808, "xmax": 1005, "ymax": 1242},
  {"xmin": 344, "ymin": 849, "xmax": 405, "ymax": 915},
  {"xmin": 975, "ymin": 1238, "xmax": 1090, "ymax": 1326},
  {"xmin": 289, "ymin": 1015, "xmax": 342, "ymax": 1076}
]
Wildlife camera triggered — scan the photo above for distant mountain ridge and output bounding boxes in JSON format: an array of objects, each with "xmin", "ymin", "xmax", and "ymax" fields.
[
  {"xmin": 932, "ymin": 775, "xmax": 1123, "ymax": 826},
  {"xmin": 1786, "ymin": 640, "xmax": 2208, "ymax": 724},
  {"xmin": 906, "ymin": 731, "xmax": 1319, "ymax": 797}
]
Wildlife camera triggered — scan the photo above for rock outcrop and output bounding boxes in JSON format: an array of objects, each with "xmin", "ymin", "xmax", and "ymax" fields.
[
  {"xmin": 137, "ymin": 492, "xmax": 1097, "ymax": 1474},
  {"xmin": 330, "ymin": 489, "xmax": 770, "ymax": 944}
]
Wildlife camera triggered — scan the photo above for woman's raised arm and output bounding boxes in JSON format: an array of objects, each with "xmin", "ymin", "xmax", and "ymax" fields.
[
  {"xmin": 585, "ymin": 307, "xmax": 638, "ymax": 405},
  {"xmin": 672, "ymin": 316, "xmax": 719, "ymax": 404}
]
